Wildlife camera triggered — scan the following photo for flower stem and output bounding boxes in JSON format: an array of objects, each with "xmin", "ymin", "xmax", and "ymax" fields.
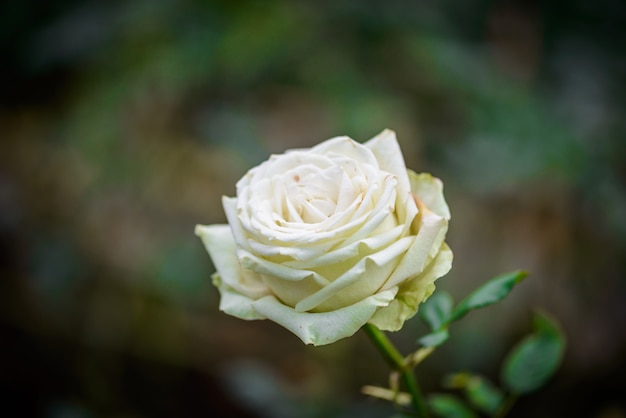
[{"xmin": 363, "ymin": 323, "xmax": 430, "ymax": 418}]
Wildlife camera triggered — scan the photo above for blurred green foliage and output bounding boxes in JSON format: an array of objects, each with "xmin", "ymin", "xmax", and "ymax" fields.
[{"xmin": 1, "ymin": 0, "xmax": 625, "ymax": 417}]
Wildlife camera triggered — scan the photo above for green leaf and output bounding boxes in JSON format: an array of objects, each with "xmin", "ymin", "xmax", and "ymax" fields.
[
  {"xmin": 449, "ymin": 270, "xmax": 528, "ymax": 322},
  {"xmin": 418, "ymin": 329, "xmax": 449, "ymax": 347},
  {"xmin": 465, "ymin": 377, "xmax": 504, "ymax": 414},
  {"xmin": 444, "ymin": 373, "xmax": 504, "ymax": 415},
  {"xmin": 532, "ymin": 310, "xmax": 562, "ymax": 336},
  {"xmin": 429, "ymin": 394, "xmax": 478, "ymax": 418},
  {"xmin": 420, "ymin": 291, "xmax": 454, "ymax": 331},
  {"xmin": 502, "ymin": 311, "xmax": 566, "ymax": 394}
]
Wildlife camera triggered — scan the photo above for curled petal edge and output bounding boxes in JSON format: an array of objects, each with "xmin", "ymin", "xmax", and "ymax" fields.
[
  {"xmin": 408, "ymin": 170, "xmax": 450, "ymax": 221},
  {"xmin": 369, "ymin": 242, "xmax": 453, "ymax": 331},
  {"xmin": 365, "ymin": 129, "xmax": 411, "ymax": 197},
  {"xmin": 252, "ymin": 287, "xmax": 399, "ymax": 346},
  {"xmin": 195, "ymin": 224, "xmax": 269, "ymax": 299},
  {"xmin": 211, "ymin": 273, "xmax": 265, "ymax": 320}
]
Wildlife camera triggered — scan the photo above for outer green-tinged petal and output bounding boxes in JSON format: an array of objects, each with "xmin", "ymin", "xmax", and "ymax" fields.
[
  {"xmin": 195, "ymin": 224, "xmax": 269, "ymax": 300},
  {"xmin": 408, "ymin": 170, "xmax": 451, "ymax": 220},
  {"xmin": 369, "ymin": 243, "xmax": 453, "ymax": 330},
  {"xmin": 211, "ymin": 273, "xmax": 265, "ymax": 320},
  {"xmin": 252, "ymin": 288, "xmax": 398, "ymax": 345},
  {"xmin": 383, "ymin": 205, "xmax": 448, "ymax": 290}
]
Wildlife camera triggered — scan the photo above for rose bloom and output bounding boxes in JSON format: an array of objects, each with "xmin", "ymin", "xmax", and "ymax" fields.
[{"xmin": 196, "ymin": 130, "xmax": 452, "ymax": 346}]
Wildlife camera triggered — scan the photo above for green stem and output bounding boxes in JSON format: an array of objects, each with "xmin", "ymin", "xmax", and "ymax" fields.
[{"xmin": 363, "ymin": 323, "xmax": 430, "ymax": 418}]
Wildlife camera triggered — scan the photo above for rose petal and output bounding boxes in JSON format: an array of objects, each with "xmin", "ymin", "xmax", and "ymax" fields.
[
  {"xmin": 369, "ymin": 242, "xmax": 453, "ymax": 331},
  {"xmin": 238, "ymin": 248, "xmax": 331, "ymax": 286},
  {"xmin": 342, "ymin": 175, "xmax": 397, "ymax": 246},
  {"xmin": 222, "ymin": 196, "xmax": 259, "ymax": 254},
  {"xmin": 365, "ymin": 129, "xmax": 411, "ymax": 196},
  {"xmin": 294, "ymin": 236, "xmax": 413, "ymax": 312},
  {"xmin": 408, "ymin": 170, "xmax": 451, "ymax": 220},
  {"xmin": 308, "ymin": 136, "xmax": 380, "ymax": 169},
  {"xmin": 283, "ymin": 224, "xmax": 404, "ymax": 269},
  {"xmin": 251, "ymin": 288, "xmax": 398, "ymax": 345},
  {"xmin": 382, "ymin": 203, "xmax": 448, "ymax": 290},
  {"xmin": 211, "ymin": 273, "xmax": 265, "ymax": 320},
  {"xmin": 194, "ymin": 223, "xmax": 269, "ymax": 300}
]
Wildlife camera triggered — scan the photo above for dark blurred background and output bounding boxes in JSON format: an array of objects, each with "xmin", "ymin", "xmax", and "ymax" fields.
[{"xmin": 1, "ymin": 0, "xmax": 625, "ymax": 417}]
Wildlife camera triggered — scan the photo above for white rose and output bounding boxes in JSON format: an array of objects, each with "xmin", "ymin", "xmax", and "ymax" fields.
[{"xmin": 195, "ymin": 129, "xmax": 452, "ymax": 346}]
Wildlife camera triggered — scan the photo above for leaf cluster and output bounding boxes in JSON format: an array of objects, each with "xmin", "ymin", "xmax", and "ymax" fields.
[
  {"xmin": 416, "ymin": 271, "xmax": 566, "ymax": 418},
  {"xmin": 418, "ymin": 271, "xmax": 528, "ymax": 348}
]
